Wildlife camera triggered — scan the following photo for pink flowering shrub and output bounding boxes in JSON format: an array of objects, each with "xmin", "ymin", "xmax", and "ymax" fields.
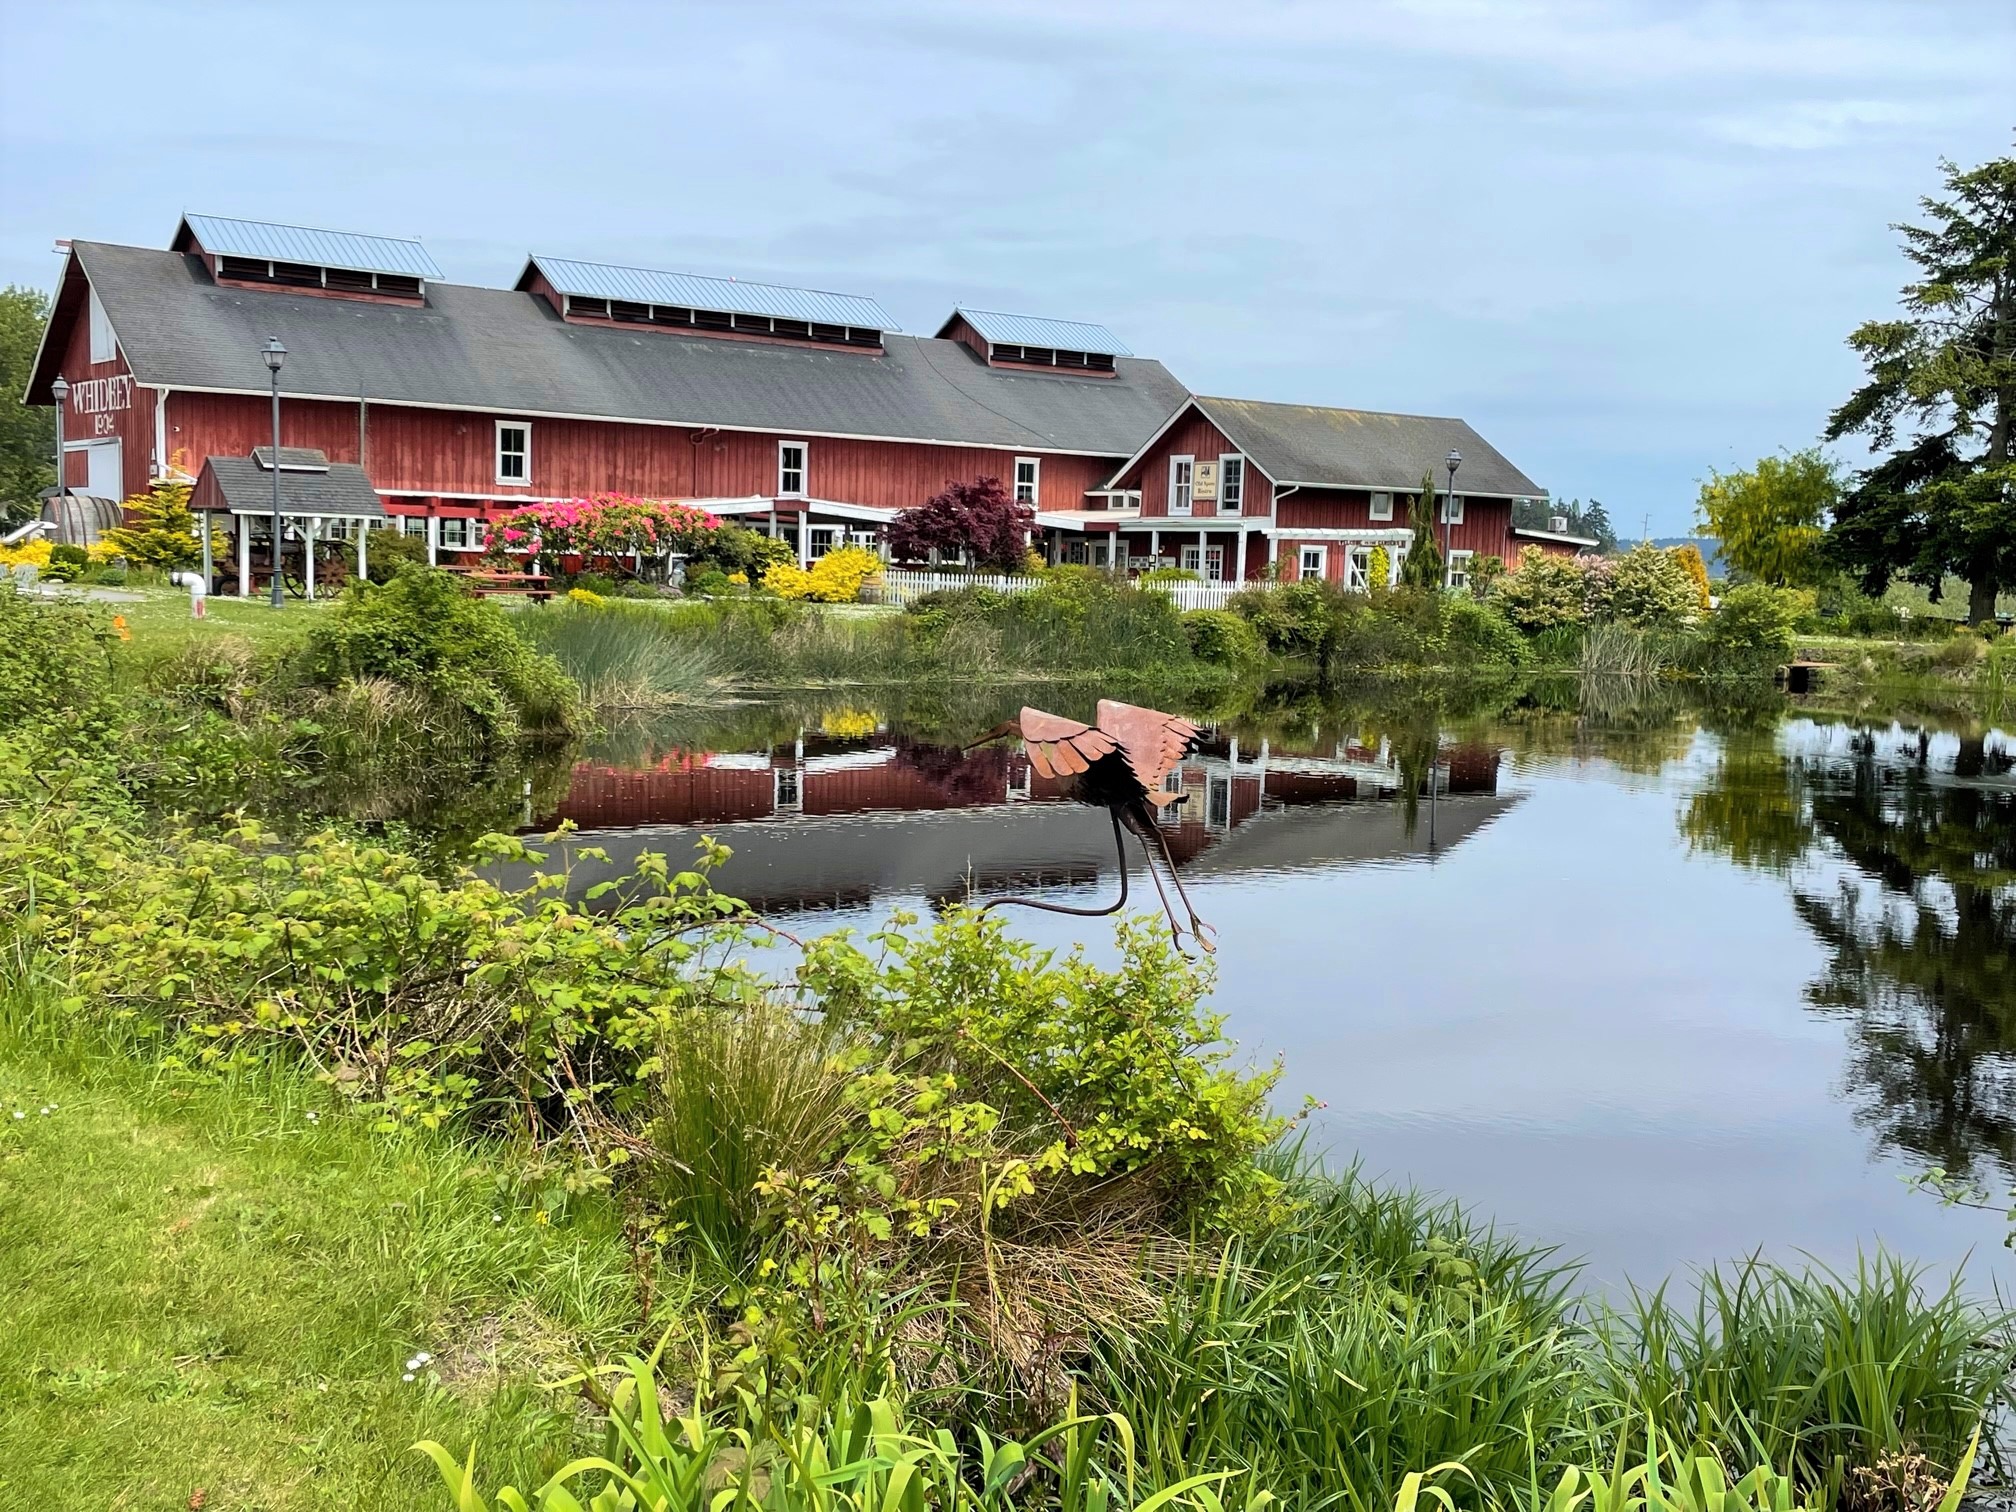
[{"xmin": 494, "ymin": 494, "xmax": 723, "ymax": 572}]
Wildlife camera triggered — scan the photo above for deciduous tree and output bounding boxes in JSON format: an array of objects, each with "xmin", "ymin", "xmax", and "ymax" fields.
[
  {"xmin": 0, "ymin": 286, "xmax": 55, "ymax": 523},
  {"xmin": 1695, "ymin": 449, "xmax": 1837, "ymax": 587},
  {"xmin": 1825, "ymin": 153, "xmax": 2016, "ymax": 624},
  {"xmin": 884, "ymin": 476, "xmax": 1034, "ymax": 572}
]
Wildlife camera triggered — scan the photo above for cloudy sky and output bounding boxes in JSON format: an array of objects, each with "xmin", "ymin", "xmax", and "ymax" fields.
[{"xmin": 3, "ymin": 0, "xmax": 2009, "ymax": 532}]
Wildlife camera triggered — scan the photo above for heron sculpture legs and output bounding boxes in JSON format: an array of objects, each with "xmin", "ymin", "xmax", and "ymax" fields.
[{"xmin": 977, "ymin": 810, "xmax": 1131, "ymax": 920}]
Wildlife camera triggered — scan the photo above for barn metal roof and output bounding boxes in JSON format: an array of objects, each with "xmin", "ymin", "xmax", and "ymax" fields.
[
  {"xmin": 179, "ymin": 215, "xmax": 444, "ymax": 279},
  {"xmin": 525, "ymin": 255, "xmax": 896, "ymax": 330},
  {"xmin": 947, "ymin": 308, "xmax": 1132, "ymax": 357},
  {"xmin": 60, "ymin": 242, "xmax": 1189, "ymax": 457}
]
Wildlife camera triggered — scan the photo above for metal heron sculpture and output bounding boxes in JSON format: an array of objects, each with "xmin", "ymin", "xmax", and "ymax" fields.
[{"xmin": 967, "ymin": 700, "xmax": 1215, "ymax": 952}]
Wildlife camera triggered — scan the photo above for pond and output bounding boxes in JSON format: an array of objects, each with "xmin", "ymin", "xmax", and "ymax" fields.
[{"xmin": 503, "ymin": 688, "xmax": 2016, "ymax": 1293}]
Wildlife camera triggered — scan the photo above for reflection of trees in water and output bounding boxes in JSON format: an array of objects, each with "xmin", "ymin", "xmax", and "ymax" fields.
[{"xmin": 1687, "ymin": 723, "xmax": 2016, "ymax": 1180}]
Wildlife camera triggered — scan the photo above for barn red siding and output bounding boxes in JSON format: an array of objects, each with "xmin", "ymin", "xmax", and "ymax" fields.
[
  {"xmin": 1126, "ymin": 409, "xmax": 1269, "ymax": 521},
  {"xmin": 54, "ymin": 309, "xmax": 153, "ymax": 502},
  {"xmin": 157, "ymin": 391, "xmax": 1120, "ymax": 512}
]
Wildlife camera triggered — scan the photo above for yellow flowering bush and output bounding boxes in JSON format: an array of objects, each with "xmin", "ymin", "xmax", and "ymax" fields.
[
  {"xmin": 726, "ymin": 571, "xmax": 749, "ymax": 586},
  {"xmin": 819, "ymin": 708, "xmax": 880, "ymax": 738},
  {"xmin": 762, "ymin": 545, "xmax": 882, "ymax": 603},
  {"xmin": 0, "ymin": 537, "xmax": 53, "ymax": 570},
  {"xmin": 566, "ymin": 586, "xmax": 608, "ymax": 607},
  {"xmin": 86, "ymin": 540, "xmax": 124, "ymax": 564}
]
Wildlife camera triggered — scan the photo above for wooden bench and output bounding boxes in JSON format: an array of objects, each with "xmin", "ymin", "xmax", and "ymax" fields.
[{"xmin": 467, "ymin": 571, "xmax": 553, "ymax": 604}]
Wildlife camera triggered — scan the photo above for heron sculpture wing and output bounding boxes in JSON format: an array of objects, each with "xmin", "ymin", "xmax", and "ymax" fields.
[
  {"xmin": 1011, "ymin": 706, "xmax": 1119, "ymax": 780},
  {"xmin": 1096, "ymin": 700, "xmax": 1200, "ymax": 801}
]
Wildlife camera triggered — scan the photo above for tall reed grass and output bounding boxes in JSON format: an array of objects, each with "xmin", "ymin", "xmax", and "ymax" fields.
[{"xmin": 517, "ymin": 600, "xmax": 725, "ymax": 707}]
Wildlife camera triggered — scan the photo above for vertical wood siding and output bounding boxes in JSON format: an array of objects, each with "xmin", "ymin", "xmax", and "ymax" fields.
[
  {"xmin": 1124, "ymin": 409, "xmax": 1270, "ymax": 520},
  {"xmin": 160, "ymin": 393, "xmax": 1122, "ymax": 512},
  {"xmin": 55, "ymin": 311, "xmax": 153, "ymax": 501}
]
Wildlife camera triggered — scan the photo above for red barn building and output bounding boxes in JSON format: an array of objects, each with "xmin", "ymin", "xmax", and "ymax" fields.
[
  {"xmin": 25, "ymin": 215, "xmax": 1185, "ymax": 582},
  {"xmin": 24, "ymin": 213, "xmax": 1577, "ymax": 585},
  {"xmin": 1098, "ymin": 395, "xmax": 1589, "ymax": 587}
]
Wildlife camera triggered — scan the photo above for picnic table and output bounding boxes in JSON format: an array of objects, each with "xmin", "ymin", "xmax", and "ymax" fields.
[{"xmin": 463, "ymin": 568, "xmax": 553, "ymax": 603}]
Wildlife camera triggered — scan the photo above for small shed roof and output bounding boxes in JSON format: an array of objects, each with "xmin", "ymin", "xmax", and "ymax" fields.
[
  {"xmin": 192, "ymin": 450, "xmax": 386, "ymax": 518},
  {"xmin": 944, "ymin": 308, "xmax": 1132, "ymax": 357},
  {"xmin": 522, "ymin": 255, "xmax": 896, "ymax": 330},
  {"xmin": 177, "ymin": 214, "xmax": 443, "ymax": 279}
]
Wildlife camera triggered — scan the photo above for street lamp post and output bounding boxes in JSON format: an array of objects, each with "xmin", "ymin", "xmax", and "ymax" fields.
[
  {"xmin": 263, "ymin": 338, "xmax": 286, "ymax": 608},
  {"xmin": 50, "ymin": 375, "xmax": 69, "ymax": 506},
  {"xmin": 1443, "ymin": 448, "xmax": 1462, "ymax": 589}
]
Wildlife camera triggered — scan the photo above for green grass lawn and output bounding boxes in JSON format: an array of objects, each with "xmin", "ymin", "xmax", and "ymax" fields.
[
  {"xmin": 98, "ymin": 584, "xmax": 338, "ymax": 654},
  {"xmin": 0, "ymin": 1019, "xmax": 649, "ymax": 1509}
]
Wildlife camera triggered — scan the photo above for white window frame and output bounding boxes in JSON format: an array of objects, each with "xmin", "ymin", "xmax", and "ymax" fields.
[
  {"xmin": 774, "ymin": 764, "xmax": 803, "ymax": 813},
  {"xmin": 1013, "ymin": 456, "xmax": 1040, "ymax": 506},
  {"xmin": 1217, "ymin": 454, "xmax": 1244, "ymax": 516},
  {"xmin": 439, "ymin": 517, "xmax": 488, "ymax": 552},
  {"xmin": 1346, "ymin": 545, "xmax": 1372, "ymax": 592},
  {"xmin": 1447, "ymin": 549, "xmax": 1475, "ymax": 590},
  {"xmin": 88, "ymin": 289, "xmax": 116, "ymax": 365},
  {"xmin": 1369, "ymin": 491, "xmax": 1393, "ymax": 521},
  {"xmin": 777, "ymin": 440, "xmax": 808, "ymax": 497},
  {"xmin": 1168, "ymin": 455, "xmax": 1194, "ymax": 517},
  {"xmin": 495, "ymin": 421, "xmax": 531, "ymax": 486},
  {"xmin": 1179, "ymin": 544, "xmax": 1202, "ymax": 574},
  {"xmin": 807, "ymin": 524, "xmax": 839, "ymax": 559},
  {"xmin": 1206, "ymin": 774, "xmax": 1232, "ymax": 831},
  {"xmin": 1440, "ymin": 492, "xmax": 1465, "ymax": 524},
  {"xmin": 1298, "ymin": 544, "xmax": 1326, "ymax": 580},
  {"xmin": 397, "ymin": 515, "xmax": 429, "ymax": 538},
  {"xmin": 1204, "ymin": 544, "xmax": 1225, "ymax": 580}
]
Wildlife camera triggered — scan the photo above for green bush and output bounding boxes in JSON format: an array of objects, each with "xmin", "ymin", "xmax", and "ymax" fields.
[
  {"xmin": 517, "ymin": 599, "xmax": 721, "ymax": 708},
  {"xmin": 1441, "ymin": 593, "xmax": 1527, "ymax": 668},
  {"xmin": 0, "ymin": 582, "xmax": 118, "ymax": 730},
  {"xmin": 1493, "ymin": 547, "xmax": 1592, "ymax": 633},
  {"xmin": 362, "ymin": 525, "xmax": 429, "ymax": 584},
  {"xmin": 46, "ymin": 543, "xmax": 88, "ymax": 581},
  {"xmin": 289, "ymin": 565, "xmax": 579, "ymax": 744},
  {"xmin": 1605, "ymin": 543, "xmax": 1701, "ymax": 628},
  {"xmin": 1706, "ymin": 584, "xmax": 1811, "ymax": 664},
  {"xmin": 1139, "ymin": 565, "xmax": 1201, "ymax": 583},
  {"xmin": 1230, "ymin": 579, "xmax": 1339, "ymax": 658},
  {"xmin": 1182, "ymin": 608, "xmax": 1265, "ymax": 668}
]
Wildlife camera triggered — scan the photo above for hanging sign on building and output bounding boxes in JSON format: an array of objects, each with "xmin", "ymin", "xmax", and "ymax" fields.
[{"xmin": 1191, "ymin": 460, "xmax": 1218, "ymax": 503}]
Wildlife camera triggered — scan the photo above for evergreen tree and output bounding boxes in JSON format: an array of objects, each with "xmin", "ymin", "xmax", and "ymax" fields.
[
  {"xmin": 1825, "ymin": 153, "xmax": 2016, "ymax": 624},
  {"xmin": 1401, "ymin": 467, "xmax": 1443, "ymax": 588},
  {"xmin": 102, "ymin": 481, "xmax": 200, "ymax": 569}
]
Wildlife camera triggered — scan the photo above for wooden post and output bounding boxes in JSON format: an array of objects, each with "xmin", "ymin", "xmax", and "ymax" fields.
[
  {"xmin": 237, "ymin": 517, "xmax": 250, "ymax": 598},
  {"xmin": 426, "ymin": 513, "xmax": 439, "ymax": 566},
  {"xmin": 201, "ymin": 510, "xmax": 213, "ymax": 585},
  {"xmin": 304, "ymin": 518, "xmax": 317, "ymax": 600},
  {"xmin": 357, "ymin": 519, "xmax": 369, "ymax": 580},
  {"xmin": 1235, "ymin": 528, "xmax": 1247, "ymax": 583}
]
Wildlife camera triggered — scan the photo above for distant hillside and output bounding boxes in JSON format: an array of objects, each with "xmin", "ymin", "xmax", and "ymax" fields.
[{"xmin": 1652, "ymin": 536, "xmax": 1724, "ymax": 575}]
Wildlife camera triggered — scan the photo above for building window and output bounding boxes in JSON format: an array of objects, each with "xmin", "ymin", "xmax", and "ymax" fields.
[
  {"xmin": 1440, "ymin": 493, "xmax": 1465, "ymax": 524},
  {"xmin": 1369, "ymin": 491, "xmax": 1393, "ymax": 521},
  {"xmin": 439, "ymin": 517, "xmax": 488, "ymax": 552},
  {"xmin": 774, "ymin": 765, "xmax": 802, "ymax": 812},
  {"xmin": 323, "ymin": 517, "xmax": 359, "ymax": 542},
  {"xmin": 495, "ymin": 422, "xmax": 530, "ymax": 485},
  {"xmin": 1346, "ymin": 545, "xmax": 1372, "ymax": 592},
  {"xmin": 1298, "ymin": 544, "xmax": 1325, "ymax": 580},
  {"xmin": 1014, "ymin": 457, "xmax": 1039, "ymax": 505},
  {"xmin": 1447, "ymin": 549, "xmax": 1475, "ymax": 590},
  {"xmin": 807, "ymin": 525, "xmax": 838, "ymax": 558},
  {"xmin": 1206, "ymin": 775, "xmax": 1232, "ymax": 831},
  {"xmin": 397, "ymin": 515, "xmax": 428, "ymax": 538},
  {"xmin": 778, "ymin": 440, "xmax": 808, "ymax": 496},
  {"xmin": 1169, "ymin": 456, "xmax": 1194, "ymax": 516},
  {"xmin": 88, "ymin": 289, "xmax": 115, "ymax": 365},
  {"xmin": 1219, "ymin": 455, "xmax": 1244, "ymax": 515}
]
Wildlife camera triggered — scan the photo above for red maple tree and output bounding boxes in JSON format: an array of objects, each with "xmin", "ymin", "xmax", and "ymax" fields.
[{"xmin": 884, "ymin": 476, "xmax": 1035, "ymax": 572}]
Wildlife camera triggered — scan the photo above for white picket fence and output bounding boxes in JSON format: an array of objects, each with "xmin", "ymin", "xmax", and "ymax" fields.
[{"xmin": 866, "ymin": 567, "xmax": 1242, "ymax": 611}]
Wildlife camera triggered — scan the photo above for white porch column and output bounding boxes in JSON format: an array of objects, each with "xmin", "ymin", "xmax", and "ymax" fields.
[
  {"xmin": 304, "ymin": 518, "xmax": 318, "ymax": 600},
  {"xmin": 356, "ymin": 520, "xmax": 369, "ymax": 580},
  {"xmin": 1266, "ymin": 533, "xmax": 1279, "ymax": 570},
  {"xmin": 798, "ymin": 510, "xmax": 810, "ymax": 568},
  {"xmin": 200, "ymin": 511, "xmax": 214, "ymax": 584},
  {"xmin": 237, "ymin": 518, "xmax": 251, "ymax": 598},
  {"xmin": 1389, "ymin": 545, "xmax": 1402, "ymax": 585},
  {"xmin": 1235, "ymin": 527, "xmax": 1247, "ymax": 584},
  {"xmin": 1149, "ymin": 528, "xmax": 1160, "ymax": 566},
  {"xmin": 426, "ymin": 513, "xmax": 439, "ymax": 566}
]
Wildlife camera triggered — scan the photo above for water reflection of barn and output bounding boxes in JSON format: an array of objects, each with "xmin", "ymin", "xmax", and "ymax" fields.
[{"xmin": 521, "ymin": 725, "xmax": 1514, "ymax": 915}]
